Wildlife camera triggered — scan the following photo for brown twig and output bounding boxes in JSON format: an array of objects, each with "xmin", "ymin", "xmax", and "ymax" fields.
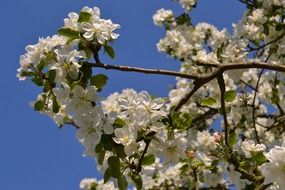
[
  {"xmin": 87, "ymin": 62, "xmax": 199, "ymax": 80},
  {"xmin": 251, "ymin": 69, "xmax": 264, "ymax": 144},
  {"xmin": 218, "ymin": 74, "xmax": 230, "ymax": 146}
]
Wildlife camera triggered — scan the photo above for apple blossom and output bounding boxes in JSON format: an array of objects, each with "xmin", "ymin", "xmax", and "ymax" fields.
[{"xmin": 18, "ymin": 1, "xmax": 285, "ymax": 190}]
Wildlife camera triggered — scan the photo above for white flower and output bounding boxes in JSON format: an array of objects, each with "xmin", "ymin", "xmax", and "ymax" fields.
[
  {"xmin": 203, "ymin": 167, "xmax": 224, "ymax": 187},
  {"xmin": 260, "ymin": 141, "xmax": 285, "ymax": 187},
  {"xmin": 81, "ymin": 19, "xmax": 120, "ymax": 44},
  {"xmin": 50, "ymin": 47, "xmax": 85, "ymax": 81},
  {"xmin": 179, "ymin": 0, "xmax": 196, "ymax": 12},
  {"xmin": 68, "ymin": 85, "xmax": 100, "ymax": 114},
  {"xmin": 81, "ymin": 6, "xmax": 101, "ymax": 20},
  {"xmin": 195, "ymin": 130, "xmax": 217, "ymax": 151},
  {"xmin": 248, "ymin": 9, "xmax": 266, "ymax": 23},
  {"xmin": 113, "ymin": 126, "xmax": 137, "ymax": 156},
  {"xmin": 103, "ymin": 112, "xmax": 117, "ymax": 134},
  {"xmin": 228, "ymin": 165, "xmax": 251, "ymax": 189},
  {"xmin": 162, "ymin": 136, "xmax": 187, "ymax": 163},
  {"xmin": 241, "ymin": 140, "xmax": 266, "ymax": 158},
  {"xmin": 17, "ymin": 35, "xmax": 67, "ymax": 80},
  {"xmin": 79, "ymin": 178, "xmax": 116, "ymax": 190},
  {"xmin": 137, "ymin": 91, "xmax": 165, "ymax": 112},
  {"xmin": 64, "ymin": 12, "xmax": 79, "ymax": 30},
  {"xmin": 153, "ymin": 9, "xmax": 174, "ymax": 26},
  {"xmin": 75, "ymin": 107, "xmax": 104, "ymax": 157},
  {"xmin": 52, "ymin": 83, "xmax": 70, "ymax": 105},
  {"xmin": 80, "ymin": 178, "xmax": 97, "ymax": 190},
  {"xmin": 157, "ymin": 28, "xmax": 192, "ymax": 59}
]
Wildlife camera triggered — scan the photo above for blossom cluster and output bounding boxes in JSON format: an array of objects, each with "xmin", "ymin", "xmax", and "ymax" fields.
[{"xmin": 18, "ymin": 1, "xmax": 285, "ymax": 190}]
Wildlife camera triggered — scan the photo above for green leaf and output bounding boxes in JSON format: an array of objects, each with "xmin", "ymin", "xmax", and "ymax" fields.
[
  {"xmin": 104, "ymin": 168, "xmax": 111, "ymax": 183},
  {"xmin": 142, "ymin": 154, "xmax": 155, "ymax": 166},
  {"xmin": 20, "ymin": 71, "xmax": 34, "ymax": 77},
  {"xmin": 100, "ymin": 134, "xmax": 114, "ymax": 151},
  {"xmin": 90, "ymin": 186, "xmax": 96, "ymax": 190},
  {"xmin": 244, "ymin": 183, "xmax": 255, "ymax": 190},
  {"xmin": 201, "ymin": 97, "xmax": 217, "ymax": 106},
  {"xmin": 191, "ymin": 159, "xmax": 204, "ymax": 168},
  {"xmin": 117, "ymin": 175, "xmax": 128, "ymax": 190},
  {"xmin": 224, "ymin": 90, "xmax": 236, "ymax": 102},
  {"xmin": 113, "ymin": 118, "xmax": 126, "ymax": 128},
  {"xmin": 79, "ymin": 62, "xmax": 93, "ymax": 84},
  {"xmin": 175, "ymin": 13, "xmax": 191, "ymax": 25},
  {"xmin": 216, "ymin": 41, "xmax": 228, "ymax": 63},
  {"xmin": 229, "ymin": 132, "xmax": 237, "ymax": 147},
  {"xmin": 271, "ymin": 88, "xmax": 279, "ymax": 104},
  {"xmin": 263, "ymin": 23, "xmax": 269, "ymax": 35},
  {"xmin": 180, "ymin": 164, "xmax": 190, "ymax": 175},
  {"xmin": 113, "ymin": 143, "xmax": 127, "ymax": 159},
  {"xmin": 131, "ymin": 174, "xmax": 142, "ymax": 190},
  {"xmin": 31, "ymin": 76, "xmax": 43, "ymax": 86},
  {"xmin": 90, "ymin": 74, "xmax": 108, "ymax": 92},
  {"xmin": 107, "ymin": 156, "xmax": 121, "ymax": 178},
  {"xmin": 52, "ymin": 95, "xmax": 60, "ymax": 113},
  {"xmin": 275, "ymin": 23, "xmax": 283, "ymax": 31},
  {"xmin": 211, "ymin": 159, "xmax": 219, "ymax": 167},
  {"xmin": 90, "ymin": 183, "xmax": 97, "ymax": 190},
  {"xmin": 36, "ymin": 60, "xmax": 47, "ymax": 71},
  {"xmin": 58, "ymin": 28, "xmax": 79, "ymax": 40},
  {"xmin": 34, "ymin": 100, "xmax": 45, "ymax": 111},
  {"xmin": 48, "ymin": 69, "xmax": 56, "ymax": 83},
  {"xmin": 252, "ymin": 151, "xmax": 267, "ymax": 165},
  {"xmin": 240, "ymin": 161, "xmax": 250, "ymax": 168},
  {"xmin": 78, "ymin": 41, "xmax": 92, "ymax": 59},
  {"xmin": 98, "ymin": 150, "xmax": 105, "ymax": 165},
  {"xmin": 171, "ymin": 112, "xmax": 192, "ymax": 131},
  {"xmin": 95, "ymin": 143, "xmax": 104, "ymax": 153},
  {"xmin": 104, "ymin": 45, "xmax": 116, "ymax": 59},
  {"xmin": 78, "ymin": 11, "xmax": 92, "ymax": 23}
]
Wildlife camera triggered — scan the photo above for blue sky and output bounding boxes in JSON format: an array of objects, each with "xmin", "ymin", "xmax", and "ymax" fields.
[{"xmin": 0, "ymin": 1, "xmax": 244, "ymax": 189}]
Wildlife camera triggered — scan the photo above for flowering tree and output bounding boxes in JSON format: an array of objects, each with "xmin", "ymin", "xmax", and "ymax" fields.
[{"xmin": 17, "ymin": 0, "xmax": 285, "ymax": 189}]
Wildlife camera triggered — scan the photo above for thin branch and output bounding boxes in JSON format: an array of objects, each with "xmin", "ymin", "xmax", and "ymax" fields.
[
  {"xmin": 273, "ymin": 72, "xmax": 285, "ymax": 115},
  {"xmin": 254, "ymin": 183, "xmax": 273, "ymax": 190},
  {"xmin": 172, "ymin": 61, "xmax": 285, "ymax": 112},
  {"xmin": 218, "ymin": 74, "xmax": 230, "ymax": 147},
  {"xmin": 136, "ymin": 138, "xmax": 152, "ymax": 173},
  {"xmin": 173, "ymin": 83, "xmax": 204, "ymax": 112},
  {"xmin": 172, "ymin": 69, "xmax": 221, "ymax": 112},
  {"xmin": 195, "ymin": 61, "xmax": 219, "ymax": 68},
  {"xmin": 205, "ymin": 61, "xmax": 285, "ymax": 72},
  {"xmin": 87, "ymin": 62, "xmax": 199, "ymax": 80},
  {"xmin": 191, "ymin": 108, "xmax": 218, "ymax": 126},
  {"xmin": 228, "ymin": 150, "xmax": 265, "ymax": 183},
  {"xmin": 240, "ymin": 79, "xmax": 257, "ymax": 91},
  {"xmin": 276, "ymin": 103, "xmax": 285, "ymax": 115},
  {"xmin": 248, "ymin": 32, "xmax": 285, "ymax": 51},
  {"xmin": 87, "ymin": 61, "xmax": 285, "ymax": 114},
  {"xmin": 192, "ymin": 168, "xmax": 199, "ymax": 190},
  {"xmin": 252, "ymin": 69, "xmax": 264, "ymax": 144},
  {"xmin": 87, "ymin": 61, "xmax": 285, "ymax": 81}
]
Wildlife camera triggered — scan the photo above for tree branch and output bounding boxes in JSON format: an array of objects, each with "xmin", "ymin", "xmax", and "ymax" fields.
[
  {"xmin": 87, "ymin": 62, "xmax": 199, "ymax": 80},
  {"xmin": 173, "ymin": 82, "xmax": 204, "ymax": 112},
  {"xmin": 251, "ymin": 69, "xmax": 264, "ymax": 144},
  {"xmin": 248, "ymin": 32, "xmax": 285, "ymax": 52},
  {"xmin": 87, "ymin": 61, "xmax": 285, "ymax": 114},
  {"xmin": 254, "ymin": 183, "xmax": 273, "ymax": 190},
  {"xmin": 218, "ymin": 74, "xmax": 230, "ymax": 146},
  {"xmin": 228, "ymin": 151, "xmax": 265, "ymax": 183},
  {"xmin": 87, "ymin": 60, "xmax": 285, "ymax": 80},
  {"xmin": 172, "ymin": 60, "xmax": 285, "ymax": 111}
]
